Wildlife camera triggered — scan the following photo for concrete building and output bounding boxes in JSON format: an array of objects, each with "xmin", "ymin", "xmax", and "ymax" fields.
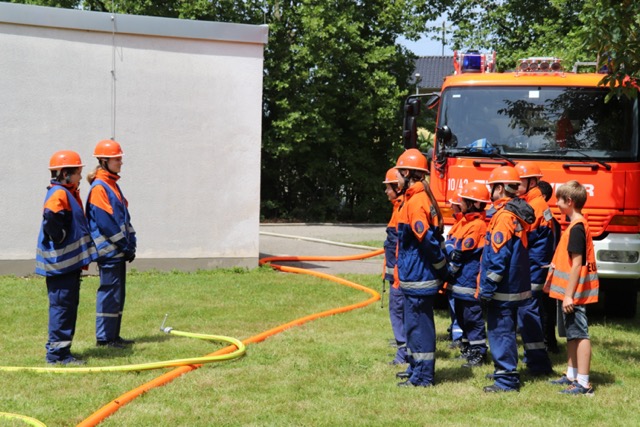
[{"xmin": 0, "ymin": 3, "xmax": 268, "ymax": 275}]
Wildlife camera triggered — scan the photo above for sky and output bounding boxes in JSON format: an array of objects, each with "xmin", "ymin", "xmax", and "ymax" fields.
[
  {"xmin": 397, "ymin": 20, "xmax": 455, "ymax": 57},
  {"xmin": 397, "ymin": 34, "xmax": 454, "ymax": 57}
]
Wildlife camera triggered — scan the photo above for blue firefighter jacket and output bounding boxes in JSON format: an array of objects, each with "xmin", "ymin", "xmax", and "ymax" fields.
[
  {"xmin": 396, "ymin": 182, "xmax": 447, "ymax": 297},
  {"xmin": 86, "ymin": 170, "xmax": 136, "ymax": 266},
  {"xmin": 479, "ymin": 197, "xmax": 535, "ymax": 307},
  {"xmin": 445, "ymin": 212, "xmax": 486, "ymax": 302},
  {"xmin": 36, "ymin": 183, "xmax": 97, "ymax": 276}
]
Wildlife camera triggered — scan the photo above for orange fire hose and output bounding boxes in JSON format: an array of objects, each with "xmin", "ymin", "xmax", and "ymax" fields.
[{"xmin": 76, "ymin": 248, "xmax": 383, "ymax": 426}]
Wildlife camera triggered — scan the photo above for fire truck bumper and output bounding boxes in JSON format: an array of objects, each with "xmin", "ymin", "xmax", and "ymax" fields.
[{"xmin": 593, "ymin": 234, "xmax": 640, "ymax": 279}]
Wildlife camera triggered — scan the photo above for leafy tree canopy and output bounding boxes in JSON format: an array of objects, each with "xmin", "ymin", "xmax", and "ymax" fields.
[
  {"xmin": 578, "ymin": 0, "xmax": 640, "ymax": 100},
  {"xmin": 432, "ymin": 0, "xmax": 639, "ymax": 99}
]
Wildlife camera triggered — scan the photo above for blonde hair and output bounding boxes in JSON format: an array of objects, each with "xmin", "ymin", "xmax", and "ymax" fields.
[
  {"xmin": 86, "ymin": 165, "xmax": 101, "ymax": 185},
  {"xmin": 556, "ymin": 180, "xmax": 587, "ymax": 209}
]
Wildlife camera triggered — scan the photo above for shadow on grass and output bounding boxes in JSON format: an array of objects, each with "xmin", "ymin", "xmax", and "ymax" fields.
[
  {"xmin": 437, "ymin": 365, "xmax": 475, "ymax": 384},
  {"xmin": 79, "ymin": 333, "xmax": 172, "ymax": 360}
]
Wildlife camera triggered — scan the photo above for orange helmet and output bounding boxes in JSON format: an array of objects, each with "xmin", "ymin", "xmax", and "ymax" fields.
[
  {"xmin": 383, "ymin": 168, "xmax": 399, "ymax": 184},
  {"xmin": 487, "ymin": 166, "xmax": 521, "ymax": 185},
  {"xmin": 396, "ymin": 149, "xmax": 428, "ymax": 172},
  {"xmin": 449, "ymin": 195, "xmax": 462, "ymax": 205},
  {"xmin": 458, "ymin": 182, "xmax": 491, "ymax": 203},
  {"xmin": 515, "ymin": 161, "xmax": 543, "ymax": 178},
  {"xmin": 49, "ymin": 150, "xmax": 84, "ymax": 170},
  {"xmin": 93, "ymin": 139, "xmax": 124, "ymax": 158}
]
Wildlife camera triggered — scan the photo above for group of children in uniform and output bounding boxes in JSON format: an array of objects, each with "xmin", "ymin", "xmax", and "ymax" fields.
[
  {"xmin": 36, "ymin": 140, "xmax": 136, "ymax": 365},
  {"xmin": 382, "ymin": 149, "xmax": 598, "ymax": 395}
]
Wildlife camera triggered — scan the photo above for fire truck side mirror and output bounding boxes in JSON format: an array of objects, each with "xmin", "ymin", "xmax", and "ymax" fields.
[
  {"xmin": 403, "ymin": 117, "xmax": 418, "ymax": 149},
  {"xmin": 403, "ymin": 98, "xmax": 421, "ymax": 149},
  {"xmin": 405, "ymin": 98, "xmax": 421, "ymax": 117}
]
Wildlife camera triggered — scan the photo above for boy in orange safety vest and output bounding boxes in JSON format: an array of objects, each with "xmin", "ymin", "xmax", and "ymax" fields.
[{"xmin": 545, "ymin": 180, "xmax": 599, "ymax": 395}]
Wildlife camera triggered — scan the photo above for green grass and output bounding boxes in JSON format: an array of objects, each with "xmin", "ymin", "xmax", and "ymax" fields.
[{"xmin": 0, "ymin": 267, "xmax": 639, "ymax": 426}]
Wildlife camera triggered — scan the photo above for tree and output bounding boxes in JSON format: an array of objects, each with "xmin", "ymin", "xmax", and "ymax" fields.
[
  {"xmin": 433, "ymin": 0, "xmax": 640, "ymax": 100},
  {"xmin": 5, "ymin": 0, "xmax": 79, "ymax": 7},
  {"xmin": 578, "ymin": 0, "xmax": 640, "ymax": 100},
  {"xmin": 258, "ymin": 1, "xmax": 442, "ymax": 222},
  {"xmin": 432, "ymin": 0, "xmax": 587, "ymax": 71}
]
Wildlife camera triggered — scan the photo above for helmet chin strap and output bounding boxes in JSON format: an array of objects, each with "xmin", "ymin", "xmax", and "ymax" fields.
[
  {"xmin": 396, "ymin": 171, "xmax": 408, "ymax": 194},
  {"xmin": 100, "ymin": 158, "xmax": 118, "ymax": 175},
  {"xmin": 491, "ymin": 184, "xmax": 499, "ymax": 201}
]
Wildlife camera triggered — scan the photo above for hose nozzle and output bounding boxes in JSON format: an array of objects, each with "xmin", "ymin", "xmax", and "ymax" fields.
[{"xmin": 159, "ymin": 313, "xmax": 173, "ymax": 334}]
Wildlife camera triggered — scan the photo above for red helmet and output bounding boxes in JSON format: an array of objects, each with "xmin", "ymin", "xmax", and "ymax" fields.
[
  {"xmin": 382, "ymin": 168, "xmax": 399, "ymax": 184},
  {"xmin": 515, "ymin": 161, "xmax": 543, "ymax": 178},
  {"xmin": 93, "ymin": 139, "xmax": 124, "ymax": 158},
  {"xmin": 458, "ymin": 182, "xmax": 491, "ymax": 203},
  {"xmin": 49, "ymin": 150, "xmax": 84, "ymax": 170},
  {"xmin": 395, "ymin": 149, "xmax": 428, "ymax": 172},
  {"xmin": 487, "ymin": 166, "xmax": 521, "ymax": 185}
]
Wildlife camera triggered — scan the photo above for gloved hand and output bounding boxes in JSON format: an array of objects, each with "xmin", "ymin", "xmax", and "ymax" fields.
[
  {"xmin": 450, "ymin": 249, "xmax": 463, "ymax": 263},
  {"xmin": 124, "ymin": 251, "xmax": 136, "ymax": 263}
]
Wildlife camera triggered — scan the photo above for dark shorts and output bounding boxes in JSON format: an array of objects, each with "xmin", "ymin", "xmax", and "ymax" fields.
[{"xmin": 558, "ymin": 303, "xmax": 589, "ymax": 340}]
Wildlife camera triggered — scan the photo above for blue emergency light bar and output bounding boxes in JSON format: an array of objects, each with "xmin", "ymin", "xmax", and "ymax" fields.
[
  {"xmin": 454, "ymin": 51, "xmax": 496, "ymax": 74},
  {"xmin": 462, "ymin": 53, "xmax": 483, "ymax": 72}
]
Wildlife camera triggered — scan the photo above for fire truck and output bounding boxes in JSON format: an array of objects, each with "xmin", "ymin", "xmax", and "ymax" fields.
[{"xmin": 403, "ymin": 52, "xmax": 640, "ymax": 316}]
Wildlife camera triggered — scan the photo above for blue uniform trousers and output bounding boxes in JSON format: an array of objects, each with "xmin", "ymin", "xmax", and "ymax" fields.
[
  {"xmin": 96, "ymin": 262, "xmax": 126, "ymax": 342},
  {"xmin": 454, "ymin": 298, "xmax": 487, "ymax": 355},
  {"xmin": 388, "ymin": 284, "xmax": 407, "ymax": 363},
  {"xmin": 46, "ymin": 270, "xmax": 81, "ymax": 363},
  {"xmin": 517, "ymin": 294, "xmax": 552, "ymax": 374},
  {"xmin": 404, "ymin": 294, "xmax": 436, "ymax": 386},
  {"xmin": 487, "ymin": 305, "xmax": 520, "ymax": 391},
  {"xmin": 448, "ymin": 293, "xmax": 463, "ymax": 341}
]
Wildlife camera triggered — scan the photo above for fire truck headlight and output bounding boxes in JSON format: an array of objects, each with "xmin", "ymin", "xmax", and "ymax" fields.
[{"xmin": 598, "ymin": 250, "xmax": 640, "ymax": 263}]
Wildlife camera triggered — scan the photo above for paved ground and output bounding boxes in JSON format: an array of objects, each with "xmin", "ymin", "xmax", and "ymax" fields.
[
  {"xmin": 259, "ymin": 223, "xmax": 387, "ymax": 275},
  {"xmin": 0, "ymin": 224, "xmax": 388, "ymax": 277}
]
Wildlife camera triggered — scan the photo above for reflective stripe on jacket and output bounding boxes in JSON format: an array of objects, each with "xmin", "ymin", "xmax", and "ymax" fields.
[
  {"xmin": 479, "ymin": 197, "xmax": 533, "ymax": 307},
  {"xmin": 86, "ymin": 170, "xmax": 136, "ymax": 265},
  {"xmin": 547, "ymin": 218, "xmax": 599, "ymax": 304},
  {"xmin": 383, "ymin": 196, "xmax": 403, "ymax": 286},
  {"xmin": 396, "ymin": 182, "xmax": 446, "ymax": 296},
  {"xmin": 523, "ymin": 188, "xmax": 555, "ymax": 293},
  {"xmin": 36, "ymin": 185, "xmax": 97, "ymax": 276},
  {"xmin": 446, "ymin": 212, "xmax": 486, "ymax": 301}
]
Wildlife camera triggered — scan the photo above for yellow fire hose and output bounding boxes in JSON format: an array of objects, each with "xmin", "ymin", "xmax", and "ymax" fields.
[
  {"xmin": 0, "ymin": 316, "xmax": 245, "ymax": 425},
  {"xmin": 0, "ymin": 412, "xmax": 47, "ymax": 427}
]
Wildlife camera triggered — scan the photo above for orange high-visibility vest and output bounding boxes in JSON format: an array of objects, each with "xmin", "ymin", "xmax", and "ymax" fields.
[{"xmin": 547, "ymin": 218, "xmax": 599, "ymax": 304}]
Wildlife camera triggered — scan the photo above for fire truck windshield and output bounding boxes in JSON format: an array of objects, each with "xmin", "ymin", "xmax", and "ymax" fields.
[{"xmin": 438, "ymin": 86, "xmax": 639, "ymax": 161}]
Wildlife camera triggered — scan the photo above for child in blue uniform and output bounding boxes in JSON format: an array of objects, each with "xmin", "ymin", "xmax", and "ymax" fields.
[{"xmin": 36, "ymin": 150, "xmax": 97, "ymax": 364}]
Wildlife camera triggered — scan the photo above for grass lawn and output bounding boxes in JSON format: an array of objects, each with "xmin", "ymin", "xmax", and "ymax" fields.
[{"xmin": 0, "ymin": 266, "xmax": 638, "ymax": 426}]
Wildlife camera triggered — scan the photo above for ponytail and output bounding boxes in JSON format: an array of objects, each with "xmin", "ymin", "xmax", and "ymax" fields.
[{"xmin": 87, "ymin": 165, "xmax": 100, "ymax": 184}]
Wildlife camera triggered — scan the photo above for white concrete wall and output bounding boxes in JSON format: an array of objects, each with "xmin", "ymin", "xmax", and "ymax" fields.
[{"xmin": 0, "ymin": 3, "xmax": 268, "ymax": 275}]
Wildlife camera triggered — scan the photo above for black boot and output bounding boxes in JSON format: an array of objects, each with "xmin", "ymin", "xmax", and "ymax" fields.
[{"xmin": 462, "ymin": 350, "xmax": 486, "ymax": 368}]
